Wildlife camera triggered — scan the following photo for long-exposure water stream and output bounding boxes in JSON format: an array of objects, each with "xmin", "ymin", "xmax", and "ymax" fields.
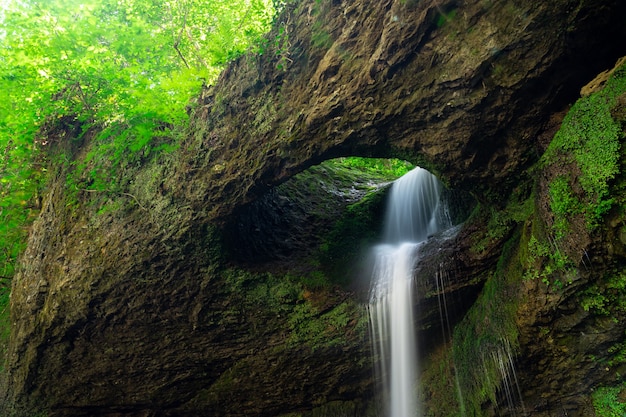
[{"xmin": 368, "ymin": 167, "xmax": 450, "ymax": 417}]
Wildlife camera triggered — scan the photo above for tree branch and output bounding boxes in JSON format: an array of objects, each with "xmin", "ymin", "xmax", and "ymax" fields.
[{"xmin": 173, "ymin": 4, "xmax": 191, "ymax": 69}]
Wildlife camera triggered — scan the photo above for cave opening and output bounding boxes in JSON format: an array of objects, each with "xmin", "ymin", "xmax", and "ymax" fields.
[
  {"xmin": 223, "ymin": 157, "xmax": 476, "ymax": 275},
  {"xmin": 223, "ymin": 157, "xmax": 409, "ymax": 262},
  {"xmin": 222, "ymin": 157, "xmax": 482, "ymax": 415}
]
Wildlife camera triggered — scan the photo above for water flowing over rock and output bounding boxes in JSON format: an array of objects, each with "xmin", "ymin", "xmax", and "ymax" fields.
[
  {"xmin": 381, "ymin": 168, "xmax": 448, "ymax": 243},
  {"xmin": 173, "ymin": 0, "xmax": 626, "ymax": 220},
  {"xmin": 2, "ymin": 0, "xmax": 626, "ymax": 416},
  {"xmin": 369, "ymin": 167, "xmax": 451, "ymax": 417}
]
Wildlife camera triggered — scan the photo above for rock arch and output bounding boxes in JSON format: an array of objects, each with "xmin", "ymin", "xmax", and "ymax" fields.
[
  {"xmin": 3, "ymin": 0, "xmax": 626, "ymax": 416},
  {"xmin": 172, "ymin": 0, "xmax": 626, "ymax": 221}
]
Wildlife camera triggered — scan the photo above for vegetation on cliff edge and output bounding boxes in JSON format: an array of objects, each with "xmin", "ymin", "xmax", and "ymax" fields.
[
  {"xmin": 0, "ymin": 0, "xmax": 280, "ymax": 278},
  {"xmin": 422, "ymin": 59, "xmax": 626, "ymax": 416},
  {"xmin": 537, "ymin": 60, "xmax": 625, "ymax": 277},
  {"xmin": 0, "ymin": 0, "xmax": 282, "ymax": 373}
]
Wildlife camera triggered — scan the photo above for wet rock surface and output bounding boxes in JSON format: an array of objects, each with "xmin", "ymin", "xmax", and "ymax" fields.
[
  {"xmin": 173, "ymin": 0, "xmax": 626, "ymax": 219},
  {"xmin": 2, "ymin": 0, "xmax": 626, "ymax": 416}
]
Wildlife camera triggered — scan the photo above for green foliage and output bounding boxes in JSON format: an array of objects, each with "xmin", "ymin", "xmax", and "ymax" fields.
[
  {"xmin": 310, "ymin": 21, "xmax": 333, "ymax": 50},
  {"xmin": 592, "ymin": 384, "xmax": 626, "ymax": 417},
  {"xmin": 292, "ymin": 270, "xmax": 331, "ymax": 290},
  {"xmin": 224, "ymin": 269, "xmax": 300, "ymax": 315},
  {"xmin": 553, "ymin": 92, "xmax": 621, "ymax": 200},
  {"xmin": 287, "ymin": 299, "xmax": 358, "ymax": 350},
  {"xmin": 526, "ymin": 234, "xmax": 550, "ymax": 259},
  {"xmin": 606, "ymin": 337, "xmax": 626, "ymax": 368},
  {"xmin": 451, "ymin": 229, "xmax": 523, "ymax": 415},
  {"xmin": 335, "ymin": 157, "xmax": 413, "ymax": 178},
  {"xmin": 274, "ymin": 22, "xmax": 292, "ymax": 71},
  {"xmin": 222, "ymin": 267, "xmax": 364, "ymax": 351},
  {"xmin": 0, "ymin": 137, "xmax": 42, "ymax": 287},
  {"xmin": 524, "ymin": 230, "xmax": 572, "ymax": 287},
  {"xmin": 471, "ymin": 207, "xmax": 514, "ymax": 253},
  {"xmin": 471, "ymin": 186, "xmax": 533, "ymax": 254},
  {"xmin": 548, "ymin": 175, "xmax": 580, "ymax": 238},
  {"xmin": 526, "ymin": 61, "xmax": 626, "ymax": 291},
  {"xmin": 580, "ymin": 272, "xmax": 626, "ymax": 319},
  {"xmin": 436, "ymin": 8, "xmax": 458, "ymax": 28},
  {"xmin": 543, "ymin": 62, "xmax": 626, "ymax": 231},
  {"xmin": 0, "ymin": 0, "xmax": 280, "ymax": 373},
  {"xmin": 0, "ymin": 0, "xmax": 279, "ymax": 282}
]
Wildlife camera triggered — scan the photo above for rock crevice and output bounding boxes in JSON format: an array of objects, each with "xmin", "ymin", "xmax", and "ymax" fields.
[{"xmin": 2, "ymin": 0, "xmax": 626, "ymax": 416}]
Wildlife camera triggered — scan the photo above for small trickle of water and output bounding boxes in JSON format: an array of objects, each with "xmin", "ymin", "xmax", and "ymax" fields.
[
  {"xmin": 368, "ymin": 167, "xmax": 450, "ymax": 417},
  {"xmin": 434, "ymin": 264, "xmax": 466, "ymax": 416},
  {"xmin": 489, "ymin": 339, "xmax": 527, "ymax": 416}
]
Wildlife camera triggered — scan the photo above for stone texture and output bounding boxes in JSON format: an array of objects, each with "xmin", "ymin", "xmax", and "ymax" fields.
[
  {"xmin": 172, "ymin": 0, "xmax": 626, "ymax": 220},
  {"xmin": 2, "ymin": 0, "xmax": 626, "ymax": 416}
]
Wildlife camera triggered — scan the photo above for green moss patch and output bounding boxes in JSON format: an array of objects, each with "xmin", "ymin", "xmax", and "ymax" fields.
[
  {"xmin": 525, "ymin": 59, "xmax": 626, "ymax": 289},
  {"xmin": 542, "ymin": 61, "xmax": 626, "ymax": 234},
  {"xmin": 222, "ymin": 267, "xmax": 367, "ymax": 351},
  {"xmin": 452, "ymin": 229, "xmax": 523, "ymax": 414},
  {"xmin": 593, "ymin": 383, "xmax": 626, "ymax": 417},
  {"xmin": 317, "ymin": 186, "xmax": 389, "ymax": 285},
  {"xmin": 424, "ymin": 226, "xmax": 525, "ymax": 416}
]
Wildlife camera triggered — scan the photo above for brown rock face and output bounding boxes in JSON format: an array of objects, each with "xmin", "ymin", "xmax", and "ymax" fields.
[
  {"xmin": 2, "ymin": 0, "xmax": 626, "ymax": 416},
  {"xmin": 173, "ymin": 0, "xmax": 626, "ymax": 220},
  {"xmin": 2, "ymin": 162, "xmax": 376, "ymax": 417}
]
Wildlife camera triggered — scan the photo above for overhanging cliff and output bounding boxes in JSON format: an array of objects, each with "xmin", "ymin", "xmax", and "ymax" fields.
[
  {"xmin": 2, "ymin": 0, "xmax": 626, "ymax": 416},
  {"xmin": 171, "ymin": 0, "xmax": 626, "ymax": 219}
]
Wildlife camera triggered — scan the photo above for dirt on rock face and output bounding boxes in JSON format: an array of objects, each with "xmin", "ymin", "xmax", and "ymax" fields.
[
  {"xmin": 2, "ymin": 0, "xmax": 626, "ymax": 416},
  {"xmin": 1, "ymin": 158, "xmax": 376, "ymax": 417},
  {"xmin": 173, "ymin": 0, "xmax": 626, "ymax": 220}
]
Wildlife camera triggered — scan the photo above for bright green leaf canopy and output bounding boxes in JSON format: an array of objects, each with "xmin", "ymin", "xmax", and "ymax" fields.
[{"xmin": 0, "ymin": 0, "xmax": 279, "ymax": 279}]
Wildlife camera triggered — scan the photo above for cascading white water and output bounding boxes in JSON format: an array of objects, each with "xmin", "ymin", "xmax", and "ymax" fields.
[{"xmin": 369, "ymin": 167, "xmax": 450, "ymax": 417}]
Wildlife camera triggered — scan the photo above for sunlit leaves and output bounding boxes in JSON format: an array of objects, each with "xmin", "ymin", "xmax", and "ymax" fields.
[
  {"xmin": 0, "ymin": 0, "xmax": 279, "ymax": 283},
  {"xmin": 2, "ymin": 0, "xmax": 277, "ymax": 131}
]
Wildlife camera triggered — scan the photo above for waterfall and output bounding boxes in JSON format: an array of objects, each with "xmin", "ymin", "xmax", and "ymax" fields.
[{"xmin": 369, "ymin": 167, "xmax": 450, "ymax": 417}]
